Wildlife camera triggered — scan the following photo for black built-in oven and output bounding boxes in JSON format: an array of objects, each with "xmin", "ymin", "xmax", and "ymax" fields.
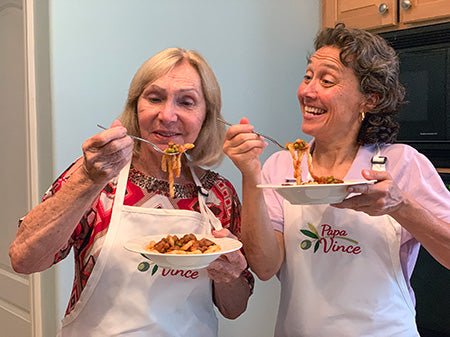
[
  {"xmin": 380, "ymin": 24, "xmax": 450, "ymax": 337},
  {"xmin": 379, "ymin": 22, "xmax": 450, "ymax": 169}
]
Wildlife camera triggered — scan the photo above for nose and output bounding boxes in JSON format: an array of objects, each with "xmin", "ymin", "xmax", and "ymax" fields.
[
  {"xmin": 158, "ymin": 100, "xmax": 178, "ymax": 123},
  {"xmin": 298, "ymin": 80, "xmax": 317, "ymax": 100}
]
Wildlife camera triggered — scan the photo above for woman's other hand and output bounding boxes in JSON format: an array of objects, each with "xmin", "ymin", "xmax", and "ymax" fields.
[
  {"xmin": 82, "ymin": 120, "xmax": 134, "ymax": 184},
  {"xmin": 222, "ymin": 117, "xmax": 267, "ymax": 178},
  {"xmin": 207, "ymin": 228, "xmax": 252, "ymax": 319},
  {"xmin": 333, "ymin": 169, "xmax": 450, "ymax": 268},
  {"xmin": 206, "ymin": 228, "xmax": 247, "ymax": 283},
  {"xmin": 331, "ymin": 169, "xmax": 406, "ymax": 216}
]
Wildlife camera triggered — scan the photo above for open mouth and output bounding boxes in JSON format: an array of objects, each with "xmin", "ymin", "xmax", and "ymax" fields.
[
  {"xmin": 304, "ymin": 106, "xmax": 326, "ymax": 116},
  {"xmin": 154, "ymin": 131, "xmax": 180, "ymax": 138}
]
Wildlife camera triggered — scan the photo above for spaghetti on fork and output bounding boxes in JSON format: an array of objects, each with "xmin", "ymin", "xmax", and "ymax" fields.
[
  {"xmin": 161, "ymin": 142, "xmax": 195, "ymax": 197},
  {"xmin": 285, "ymin": 139, "xmax": 343, "ymax": 185}
]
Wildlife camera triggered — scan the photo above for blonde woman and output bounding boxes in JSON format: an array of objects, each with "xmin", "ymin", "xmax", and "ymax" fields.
[{"xmin": 10, "ymin": 48, "xmax": 253, "ymax": 337}]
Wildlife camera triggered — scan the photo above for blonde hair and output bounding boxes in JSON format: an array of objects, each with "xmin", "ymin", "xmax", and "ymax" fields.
[{"xmin": 119, "ymin": 48, "xmax": 226, "ymax": 167}]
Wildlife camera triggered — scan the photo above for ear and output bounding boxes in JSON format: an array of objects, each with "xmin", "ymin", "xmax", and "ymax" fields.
[{"xmin": 363, "ymin": 93, "xmax": 379, "ymax": 110}]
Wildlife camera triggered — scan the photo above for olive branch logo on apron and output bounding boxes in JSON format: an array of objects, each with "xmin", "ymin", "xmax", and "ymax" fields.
[
  {"xmin": 137, "ymin": 254, "xmax": 159, "ymax": 275},
  {"xmin": 300, "ymin": 222, "xmax": 359, "ymax": 253}
]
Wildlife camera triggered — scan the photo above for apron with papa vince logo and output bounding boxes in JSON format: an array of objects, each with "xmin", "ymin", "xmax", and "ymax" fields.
[
  {"xmin": 275, "ymin": 152, "xmax": 419, "ymax": 337},
  {"xmin": 59, "ymin": 161, "xmax": 222, "ymax": 337}
]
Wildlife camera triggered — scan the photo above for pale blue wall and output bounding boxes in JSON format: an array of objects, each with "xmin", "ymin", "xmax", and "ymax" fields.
[{"xmin": 49, "ymin": 1, "xmax": 321, "ymax": 335}]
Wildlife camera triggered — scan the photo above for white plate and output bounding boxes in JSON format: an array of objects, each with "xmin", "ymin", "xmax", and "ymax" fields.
[
  {"xmin": 124, "ymin": 234, "xmax": 243, "ymax": 270},
  {"xmin": 257, "ymin": 180, "xmax": 376, "ymax": 205}
]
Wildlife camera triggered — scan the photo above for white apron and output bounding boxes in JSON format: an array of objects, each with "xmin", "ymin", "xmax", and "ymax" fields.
[
  {"xmin": 59, "ymin": 161, "xmax": 222, "ymax": 337},
  {"xmin": 274, "ymin": 152, "xmax": 420, "ymax": 337}
]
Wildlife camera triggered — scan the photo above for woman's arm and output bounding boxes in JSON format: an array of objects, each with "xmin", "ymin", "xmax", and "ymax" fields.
[
  {"xmin": 389, "ymin": 194, "xmax": 450, "ymax": 269},
  {"xmin": 9, "ymin": 121, "xmax": 134, "ymax": 273},
  {"xmin": 240, "ymin": 173, "xmax": 285, "ymax": 280},
  {"xmin": 223, "ymin": 117, "xmax": 285, "ymax": 280},
  {"xmin": 207, "ymin": 230, "xmax": 253, "ymax": 319},
  {"xmin": 333, "ymin": 169, "xmax": 450, "ymax": 269},
  {"xmin": 212, "ymin": 269, "xmax": 253, "ymax": 319},
  {"xmin": 9, "ymin": 164, "xmax": 108, "ymax": 273}
]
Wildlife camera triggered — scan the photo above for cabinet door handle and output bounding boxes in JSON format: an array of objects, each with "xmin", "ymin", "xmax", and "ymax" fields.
[
  {"xmin": 401, "ymin": 0, "xmax": 412, "ymax": 10},
  {"xmin": 378, "ymin": 3, "xmax": 389, "ymax": 14}
]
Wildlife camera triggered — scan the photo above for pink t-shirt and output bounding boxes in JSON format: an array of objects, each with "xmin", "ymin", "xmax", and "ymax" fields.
[{"xmin": 261, "ymin": 143, "xmax": 450, "ymax": 303}]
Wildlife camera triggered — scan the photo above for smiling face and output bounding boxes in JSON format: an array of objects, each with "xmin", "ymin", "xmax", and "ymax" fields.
[
  {"xmin": 136, "ymin": 60, "xmax": 206, "ymax": 153},
  {"xmin": 298, "ymin": 46, "xmax": 369, "ymax": 146}
]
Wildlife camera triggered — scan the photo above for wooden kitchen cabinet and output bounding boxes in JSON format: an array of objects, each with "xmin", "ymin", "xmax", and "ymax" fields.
[{"xmin": 322, "ymin": 0, "xmax": 450, "ymax": 32}]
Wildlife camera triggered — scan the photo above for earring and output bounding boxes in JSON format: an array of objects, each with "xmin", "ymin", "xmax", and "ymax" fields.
[{"xmin": 360, "ymin": 111, "xmax": 366, "ymax": 122}]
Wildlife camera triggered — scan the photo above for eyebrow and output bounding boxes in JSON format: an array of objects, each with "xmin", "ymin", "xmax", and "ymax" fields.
[
  {"xmin": 146, "ymin": 84, "xmax": 201, "ymax": 95},
  {"xmin": 306, "ymin": 58, "xmax": 341, "ymax": 73}
]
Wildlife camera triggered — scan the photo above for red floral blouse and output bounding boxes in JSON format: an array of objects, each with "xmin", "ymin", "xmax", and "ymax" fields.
[{"xmin": 38, "ymin": 162, "xmax": 253, "ymax": 316}]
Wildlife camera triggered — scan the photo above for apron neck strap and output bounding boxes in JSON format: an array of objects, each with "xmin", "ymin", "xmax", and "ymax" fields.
[
  {"xmin": 114, "ymin": 160, "xmax": 132, "ymax": 209},
  {"xmin": 371, "ymin": 145, "xmax": 387, "ymax": 171},
  {"xmin": 107, "ymin": 160, "xmax": 132, "ymax": 239},
  {"xmin": 188, "ymin": 164, "xmax": 223, "ymax": 231},
  {"xmin": 189, "ymin": 164, "xmax": 210, "ymax": 197}
]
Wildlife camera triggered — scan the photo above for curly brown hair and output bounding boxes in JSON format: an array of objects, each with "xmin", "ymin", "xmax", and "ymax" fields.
[{"xmin": 314, "ymin": 23, "xmax": 405, "ymax": 145}]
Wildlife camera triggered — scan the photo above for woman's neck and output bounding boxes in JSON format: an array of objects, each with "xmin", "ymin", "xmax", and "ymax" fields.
[{"xmin": 311, "ymin": 140, "xmax": 360, "ymax": 179}]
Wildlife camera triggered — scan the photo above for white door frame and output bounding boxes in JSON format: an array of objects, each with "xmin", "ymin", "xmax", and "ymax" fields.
[{"xmin": 23, "ymin": 0, "xmax": 43, "ymax": 336}]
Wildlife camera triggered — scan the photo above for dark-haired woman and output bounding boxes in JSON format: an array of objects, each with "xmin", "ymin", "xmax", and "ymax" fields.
[{"xmin": 223, "ymin": 24, "xmax": 450, "ymax": 336}]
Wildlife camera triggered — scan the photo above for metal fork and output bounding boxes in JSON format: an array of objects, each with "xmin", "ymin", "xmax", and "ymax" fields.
[
  {"xmin": 217, "ymin": 117, "xmax": 285, "ymax": 150},
  {"xmin": 96, "ymin": 124, "xmax": 178, "ymax": 155}
]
